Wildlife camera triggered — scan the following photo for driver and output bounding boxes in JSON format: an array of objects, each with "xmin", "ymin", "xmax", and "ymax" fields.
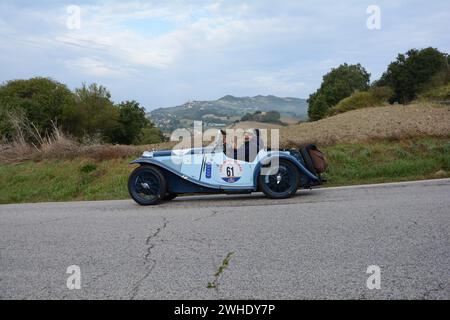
[{"xmin": 220, "ymin": 129, "xmax": 236, "ymax": 158}]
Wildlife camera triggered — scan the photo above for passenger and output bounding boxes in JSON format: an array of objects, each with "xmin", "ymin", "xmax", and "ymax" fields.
[{"xmin": 235, "ymin": 129, "xmax": 264, "ymax": 162}]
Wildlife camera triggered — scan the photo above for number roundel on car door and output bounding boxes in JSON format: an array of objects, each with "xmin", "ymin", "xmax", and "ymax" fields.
[{"xmin": 219, "ymin": 159, "xmax": 244, "ymax": 183}]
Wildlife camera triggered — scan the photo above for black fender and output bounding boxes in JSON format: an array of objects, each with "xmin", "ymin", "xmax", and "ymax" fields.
[{"xmin": 253, "ymin": 153, "xmax": 319, "ymax": 187}]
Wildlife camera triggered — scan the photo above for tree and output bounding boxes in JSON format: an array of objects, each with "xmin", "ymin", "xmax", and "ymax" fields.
[
  {"xmin": 240, "ymin": 110, "xmax": 281, "ymax": 124},
  {"xmin": 0, "ymin": 78, "xmax": 165, "ymax": 145},
  {"xmin": 261, "ymin": 111, "xmax": 281, "ymax": 123},
  {"xmin": 376, "ymin": 47, "xmax": 449, "ymax": 104},
  {"xmin": 308, "ymin": 63, "xmax": 371, "ymax": 121},
  {"xmin": 111, "ymin": 100, "xmax": 151, "ymax": 145},
  {"xmin": 0, "ymin": 77, "xmax": 75, "ymax": 140},
  {"xmin": 307, "ymin": 92, "xmax": 329, "ymax": 121},
  {"xmin": 241, "ymin": 113, "xmax": 253, "ymax": 121},
  {"xmin": 63, "ymin": 83, "xmax": 119, "ymax": 141},
  {"xmin": 137, "ymin": 126, "xmax": 167, "ymax": 145}
]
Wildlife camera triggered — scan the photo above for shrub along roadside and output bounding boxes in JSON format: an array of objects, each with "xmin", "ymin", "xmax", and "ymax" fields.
[{"xmin": 0, "ymin": 137, "xmax": 449, "ymax": 204}]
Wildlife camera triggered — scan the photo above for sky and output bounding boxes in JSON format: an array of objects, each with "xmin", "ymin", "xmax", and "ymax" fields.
[{"xmin": 0, "ymin": 0, "xmax": 449, "ymax": 110}]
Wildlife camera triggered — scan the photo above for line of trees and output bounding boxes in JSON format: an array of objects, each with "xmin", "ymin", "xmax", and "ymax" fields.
[
  {"xmin": 241, "ymin": 110, "xmax": 282, "ymax": 124},
  {"xmin": 308, "ymin": 47, "xmax": 450, "ymax": 121},
  {"xmin": 0, "ymin": 78, "xmax": 165, "ymax": 145}
]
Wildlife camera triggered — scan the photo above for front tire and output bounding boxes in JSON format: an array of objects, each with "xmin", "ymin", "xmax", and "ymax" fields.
[
  {"xmin": 128, "ymin": 166, "xmax": 167, "ymax": 205},
  {"xmin": 258, "ymin": 159, "xmax": 300, "ymax": 199}
]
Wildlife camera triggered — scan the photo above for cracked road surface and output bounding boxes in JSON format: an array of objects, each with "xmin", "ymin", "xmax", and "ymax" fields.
[{"xmin": 1, "ymin": 179, "xmax": 449, "ymax": 299}]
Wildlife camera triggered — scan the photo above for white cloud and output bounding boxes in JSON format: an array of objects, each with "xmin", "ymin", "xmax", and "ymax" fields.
[{"xmin": 65, "ymin": 57, "xmax": 134, "ymax": 77}]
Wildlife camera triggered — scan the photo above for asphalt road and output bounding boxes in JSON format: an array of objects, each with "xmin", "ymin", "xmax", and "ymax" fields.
[{"xmin": 1, "ymin": 179, "xmax": 449, "ymax": 300}]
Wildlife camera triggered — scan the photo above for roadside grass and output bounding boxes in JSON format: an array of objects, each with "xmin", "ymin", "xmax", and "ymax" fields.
[
  {"xmin": 0, "ymin": 137, "xmax": 449, "ymax": 204},
  {"xmin": 0, "ymin": 158, "xmax": 133, "ymax": 204},
  {"xmin": 323, "ymin": 137, "xmax": 450, "ymax": 186}
]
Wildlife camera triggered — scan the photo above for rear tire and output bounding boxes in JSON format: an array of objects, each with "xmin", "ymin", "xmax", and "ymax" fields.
[
  {"xmin": 258, "ymin": 159, "xmax": 300, "ymax": 199},
  {"xmin": 128, "ymin": 166, "xmax": 167, "ymax": 206}
]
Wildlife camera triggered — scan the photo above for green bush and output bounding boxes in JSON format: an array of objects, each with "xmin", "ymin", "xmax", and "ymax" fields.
[
  {"xmin": 137, "ymin": 127, "xmax": 167, "ymax": 145},
  {"xmin": 80, "ymin": 163, "xmax": 97, "ymax": 174},
  {"xmin": 418, "ymin": 83, "xmax": 450, "ymax": 102},
  {"xmin": 0, "ymin": 77, "xmax": 76, "ymax": 140},
  {"xmin": 370, "ymin": 86, "xmax": 395, "ymax": 101},
  {"xmin": 328, "ymin": 86, "xmax": 393, "ymax": 116}
]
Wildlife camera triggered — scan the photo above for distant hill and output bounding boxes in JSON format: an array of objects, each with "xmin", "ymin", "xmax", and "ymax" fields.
[{"xmin": 148, "ymin": 95, "xmax": 308, "ymax": 132}]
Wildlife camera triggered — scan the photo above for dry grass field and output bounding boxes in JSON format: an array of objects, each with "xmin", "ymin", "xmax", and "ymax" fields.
[{"xmin": 280, "ymin": 103, "xmax": 450, "ymax": 147}]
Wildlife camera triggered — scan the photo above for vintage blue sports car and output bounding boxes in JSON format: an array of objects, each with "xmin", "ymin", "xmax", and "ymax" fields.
[{"xmin": 128, "ymin": 130, "xmax": 326, "ymax": 205}]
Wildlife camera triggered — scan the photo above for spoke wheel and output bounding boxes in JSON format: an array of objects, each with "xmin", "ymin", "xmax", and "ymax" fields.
[
  {"xmin": 128, "ymin": 166, "xmax": 167, "ymax": 205},
  {"xmin": 259, "ymin": 159, "xmax": 299, "ymax": 199}
]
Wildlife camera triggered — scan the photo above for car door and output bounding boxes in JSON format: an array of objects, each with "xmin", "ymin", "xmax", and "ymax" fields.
[
  {"xmin": 179, "ymin": 148, "xmax": 205, "ymax": 181},
  {"xmin": 200, "ymin": 150, "xmax": 254, "ymax": 188}
]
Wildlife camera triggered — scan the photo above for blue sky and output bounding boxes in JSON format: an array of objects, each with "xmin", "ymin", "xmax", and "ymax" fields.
[{"xmin": 0, "ymin": 0, "xmax": 449, "ymax": 110}]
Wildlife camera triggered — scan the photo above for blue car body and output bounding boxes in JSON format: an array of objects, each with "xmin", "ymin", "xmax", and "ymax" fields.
[{"xmin": 130, "ymin": 147, "xmax": 320, "ymax": 195}]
